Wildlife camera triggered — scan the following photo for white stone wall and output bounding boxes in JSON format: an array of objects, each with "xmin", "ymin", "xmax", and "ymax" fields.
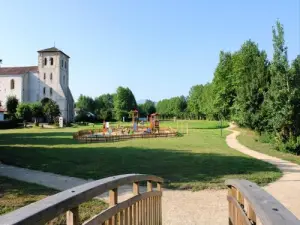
[
  {"xmin": 28, "ymin": 72, "xmax": 40, "ymax": 102},
  {"xmin": 0, "ymin": 75, "xmax": 23, "ymax": 107}
]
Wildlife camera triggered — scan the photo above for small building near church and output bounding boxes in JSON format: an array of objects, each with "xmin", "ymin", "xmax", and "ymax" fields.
[
  {"xmin": 0, "ymin": 47, "xmax": 74, "ymax": 122},
  {"xmin": 0, "ymin": 107, "xmax": 5, "ymax": 121}
]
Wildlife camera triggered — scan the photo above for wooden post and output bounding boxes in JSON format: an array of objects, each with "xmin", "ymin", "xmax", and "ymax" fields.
[
  {"xmin": 66, "ymin": 207, "xmax": 79, "ymax": 225},
  {"xmin": 147, "ymin": 181, "xmax": 153, "ymax": 192},
  {"xmin": 133, "ymin": 182, "xmax": 139, "ymax": 195},
  {"xmin": 109, "ymin": 188, "xmax": 118, "ymax": 225}
]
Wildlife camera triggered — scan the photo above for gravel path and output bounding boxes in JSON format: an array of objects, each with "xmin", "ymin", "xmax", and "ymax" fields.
[{"xmin": 1, "ymin": 124, "xmax": 300, "ymax": 224}]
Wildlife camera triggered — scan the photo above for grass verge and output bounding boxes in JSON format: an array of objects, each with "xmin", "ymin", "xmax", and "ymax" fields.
[
  {"xmin": 237, "ymin": 128, "xmax": 300, "ymax": 165},
  {"xmin": 0, "ymin": 176, "xmax": 107, "ymax": 224}
]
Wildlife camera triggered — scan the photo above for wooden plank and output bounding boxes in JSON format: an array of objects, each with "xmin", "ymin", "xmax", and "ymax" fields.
[
  {"xmin": 0, "ymin": 174, "xmax": 163, "ymax": 225},
  {"xmin": 159, "ymin": 196, "xmax": 162, "ymax": 225},
  {"xmin": 247, "ymin": 202, "xmax": 256, "ymax": 224},
  {"xmin": 227, "ymin": 196, "xmax": 252, "ymax": 225},
  {"xmin": 146, "ymin": 198, "xmax": 150, "ymax": 225},
  {"xmin": 120, "ymin": 211, "xmax": 124, "ymax": 225},
  {"xmin": 132, "ymin": 204, "xmax": 136, "ymax": 225},
  {"xmin": 124, "ymin": 208, "xmax": 129, "ymax": 225},
  {"xmin": 66, "ymin": 207, "xmax": 80, "ymax": 225},
  {"xmin": 129, "ymin": 205, "xmax": 132, "ymax": 225},
  {"xmin": 226, "ymin": 179, "xmax": 299, "ymax": 225}
]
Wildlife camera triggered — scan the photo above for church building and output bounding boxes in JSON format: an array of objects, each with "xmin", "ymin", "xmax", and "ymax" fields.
[{"xmin": 0, "ymin": 47, "xmax": 74, "ymax": 122}]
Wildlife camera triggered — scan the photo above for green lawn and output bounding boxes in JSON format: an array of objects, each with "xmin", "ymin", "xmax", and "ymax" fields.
[
  {"xmin": 0, "ymin": 176, "xmax": 107, "ymax": 224},
  {"xmin": 237, "ymin": 128, "xmax": 300, "ymax": 165},
  {"xmin": 0, "ymin": 120, "xmax": 280, "ymax": 190}
]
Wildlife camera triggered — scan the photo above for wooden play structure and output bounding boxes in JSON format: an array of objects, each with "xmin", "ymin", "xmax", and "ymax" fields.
[
  {"xmin": 1, "ymin": 175, "xmax": 299, "ymax": 225},
  {"xmin": 131, "ymin": 110, "xmax": 139, "ymax": 131},
  {"xmin": 149, "ymin": 113, "xmax": 160, "ymax": 133}
]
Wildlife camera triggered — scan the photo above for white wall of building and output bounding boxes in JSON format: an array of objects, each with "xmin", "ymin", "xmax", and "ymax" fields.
[{"xmin": 0, "ymin": 75, "xmax": 23, "ymax": 106}]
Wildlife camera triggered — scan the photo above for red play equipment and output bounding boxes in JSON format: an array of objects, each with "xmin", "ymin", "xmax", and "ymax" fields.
[{"xmin": 149, "ymin": 113, "xmax": 160, "ymax": 132}]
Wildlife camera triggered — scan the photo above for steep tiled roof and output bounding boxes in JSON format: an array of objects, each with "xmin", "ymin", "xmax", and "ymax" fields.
[
  {"xmin": 38, "ymin": 47, "xmax": 70, "ymax": 58},
  {"xmin": 0, "ymin": 66, "xmax": 38, "ymax": 75}
]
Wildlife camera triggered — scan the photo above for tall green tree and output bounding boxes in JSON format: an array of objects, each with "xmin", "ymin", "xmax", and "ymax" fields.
[
  {"xmin": 16, "ymin": 103, "xmax": 32, "ymax": 122},
  {"xmin": 31, "ymin": 102, "xmax": 44, "ymax": 125},
  {"xmin": 94, "ymin": 94, "xmax": 114, "ymax": 120},
  {"xmin": 6, "ymin": 96, "xmax": 19, "ymax": 119},
  {"xmin": 138, "ymin": 100, "xmax": 156, "ymax": 117},
  {"xmin": 187, "ymin": 85, "xmax": 204, "ymax": 119},
  {"xmin": 231, "ymin": 40, "xmax": 270, "ymax": 129},
  {"xmin": 261, "ymin": 21, "xmax": 300, "ymax": 151},
  {"xmin": 76, "ymin": 95, "xmax": 95, "ymax": 112},
  {"xmin": 212, "ymin": 51, "xmax": 236, "ymax": 119},
  {"xmin": 44, "ymin": 99, "xmax": 60, "ymax": 123},
  {"xmin": 114, "ymin": 87, "xmax": 137, "ymax": 121}
]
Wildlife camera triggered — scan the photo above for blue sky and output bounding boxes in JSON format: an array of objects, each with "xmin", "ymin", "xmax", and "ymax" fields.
[{"xmin": 0, "ymin": 0, "xmax": 299, "ymax": 102}]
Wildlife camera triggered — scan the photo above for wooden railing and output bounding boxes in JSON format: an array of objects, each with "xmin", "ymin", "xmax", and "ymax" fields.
[
  {"xmin": 226, "ymin": 179, "xmax": 300, "ymax": 225},
  {"xmin": 73, "ymin": 128, "xmax": 177, "ymax": 143},
  {"xmin": 0, "ymin": 174, "xmax": 163, "ymax": 225}
]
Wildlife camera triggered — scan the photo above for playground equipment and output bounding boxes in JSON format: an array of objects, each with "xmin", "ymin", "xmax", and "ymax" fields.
[
  {"xmin": 149, "ymin": 113, "xmax": 160, "ymax": 133},
  {"xmin": 130, "ymin": 109, "xmax": 139, "ymax": 132}
]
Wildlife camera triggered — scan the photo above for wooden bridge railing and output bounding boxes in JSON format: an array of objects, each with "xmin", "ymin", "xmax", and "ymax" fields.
[
  {"xmin": 0, "ymin": 174, "xmax": 163, "ymax": 225},
  {"xmin": 226, "ymin": 179, "xmax": 300, "ymax": 225}
]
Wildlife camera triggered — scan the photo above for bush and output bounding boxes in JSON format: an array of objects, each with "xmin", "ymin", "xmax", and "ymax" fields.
[{"xmin": 0, "ymin": 120, "xmax": 18, "ymax": 129}]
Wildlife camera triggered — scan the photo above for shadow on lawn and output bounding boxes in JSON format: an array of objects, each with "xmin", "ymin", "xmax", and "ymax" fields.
[
  {"xmin": 0, "ymin": 132, "xmax": 77, "ymax": 145},
  {"xmin": 0, "ymin": 144, "xmax": 280, "ymax": 190}
]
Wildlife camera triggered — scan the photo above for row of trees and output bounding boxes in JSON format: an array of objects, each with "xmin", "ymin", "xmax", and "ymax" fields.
[
  {"xmin": 5, "ymin": 96, "xmax": 60, "ymax": 124},
  {"xmin": 75, "ymin": 86, "xmax": 156, "ymax": 121},
  {"xmin": 75, "ymin": 21, "xmax": 300, "ymax": 153},
  {"xmin": 185, "ymin": 21, "xmax": 300, "ymax": 153}
]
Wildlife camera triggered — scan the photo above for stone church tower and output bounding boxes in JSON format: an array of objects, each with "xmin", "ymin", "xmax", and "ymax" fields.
[{"xmin": 37, "ymin": 47, "xmax": 74, "ymax": 122}]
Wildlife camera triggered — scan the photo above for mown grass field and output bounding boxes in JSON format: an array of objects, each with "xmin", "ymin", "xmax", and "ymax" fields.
[
  {"xmin": 0, "ymin": 120, "xmax": 281, "ymax": 190},
  {"xmin": 0, "ymin": 176, "xmax": 107, "ymax": 224},
  {"xmin": 237, "ymin": 128, "xmax": 300, "ymax": 165}
]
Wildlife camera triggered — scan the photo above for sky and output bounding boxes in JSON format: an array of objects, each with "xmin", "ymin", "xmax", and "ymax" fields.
[{"xmin": 0, "ymin": 0, "xmax": 299, "ymax": 102}]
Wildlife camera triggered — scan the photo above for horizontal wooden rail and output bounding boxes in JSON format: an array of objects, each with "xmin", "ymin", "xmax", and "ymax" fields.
[
  {"xmin": 226, "ymin": 179, "xmax": 300, "ymax": 225},
  {"xmin": 0, "ymin": 174, "xmax": 163, "ymax": 225},
  {"xmin": 73, "ymin": 128, "xmax": 178, "ymax": 143}
]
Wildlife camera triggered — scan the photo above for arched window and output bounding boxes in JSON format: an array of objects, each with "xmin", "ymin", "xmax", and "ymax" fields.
[
  {"xmin": 10, "ymin": 79, "xmax": 15, "ymax": 90},
  {"xmin": 61, "ymin": 59, "xmax": 63, "ymax": 68},
  {"xmin": 50, "ymin": 57, "xmax": 54, "ymax": 65},
  {"xmin": 50, "ymin": 88, "xmax": 53, "ymax": 96},
  {"xmin": 44, "ymin": 58, "xmax": 47, "ymax": 65},
  {"xmin": 50, "ymin": 73, "xmax": 53, "ymax": 80},
  {"xmin": 44, "ymin": 73, "xmax": 46, "ymax": 80},
  {"xmin": 43, "ymin": 87, "xmax": 46, "ymax": 95}
]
